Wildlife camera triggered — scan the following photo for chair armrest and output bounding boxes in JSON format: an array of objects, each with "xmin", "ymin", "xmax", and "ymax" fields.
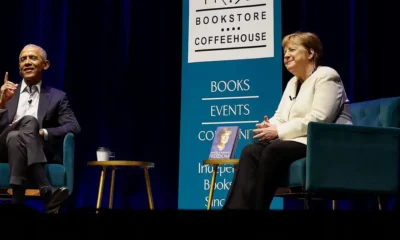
[
  {"xmin": 63, "ymin": 133, "xmax": 75, "ymax": 194},
  {"xmin": 305, "ymin": 122, "xmax": 400, "ymax": 195}
]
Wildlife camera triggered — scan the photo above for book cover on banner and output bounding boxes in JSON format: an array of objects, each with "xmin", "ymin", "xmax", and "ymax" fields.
[{"xmin": 208, "ymin": 126, "xmax": 239, "ymax": 159}]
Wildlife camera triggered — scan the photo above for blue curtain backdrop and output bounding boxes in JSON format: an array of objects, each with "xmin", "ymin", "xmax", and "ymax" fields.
[
  {"xmin": 0, "ymin": 0, "xmax": 182, "ymax": 211},
  {"xmin": 0, "ymin": 0, "xmax": 397, "ymax": 211}
]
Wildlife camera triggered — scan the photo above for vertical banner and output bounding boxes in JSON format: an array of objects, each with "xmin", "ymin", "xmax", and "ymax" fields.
[{"xmin": 179, "ymin": 0, "xmax": 283, "ymax": 210}]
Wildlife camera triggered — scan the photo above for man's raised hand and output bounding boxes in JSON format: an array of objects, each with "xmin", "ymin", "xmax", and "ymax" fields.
[{"xmin": 0, "ymin": 72, "xmax": 18, "ymax": 107}]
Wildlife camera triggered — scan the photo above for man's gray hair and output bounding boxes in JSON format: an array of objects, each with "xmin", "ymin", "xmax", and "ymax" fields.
[{"xmin": 21, "ymin": 44, "xmax": 48, "ymax": 61}]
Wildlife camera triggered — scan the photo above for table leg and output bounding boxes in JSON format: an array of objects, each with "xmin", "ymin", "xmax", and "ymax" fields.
[
  {"xmin": 96, "ymin": 166, "xmax": 106, "ymax": 211},
  {"xmin": 143, "ymin": 167, "xmax": 154, "ymax": 210},
  {"xmin": 206, "ymin": 164, "xmax": 218, "ymax": 210},
  {"xmin": 109, "ymin": 167, "xmax": 116, "ymax": 209}
]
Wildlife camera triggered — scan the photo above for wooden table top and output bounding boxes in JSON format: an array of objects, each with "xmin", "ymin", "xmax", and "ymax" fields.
[
  {"xmin": 203, "ymin": 159, "xmax": 239, "ymax": 165},
  {"xmin": 87, "ymin": 160, "xmax": 155, "ymax": 168}
]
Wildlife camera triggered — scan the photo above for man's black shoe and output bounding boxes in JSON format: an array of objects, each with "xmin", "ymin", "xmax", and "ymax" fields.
[{"xmin": 43, "ymin": 187, "xmax": 69, "ymax": 213}]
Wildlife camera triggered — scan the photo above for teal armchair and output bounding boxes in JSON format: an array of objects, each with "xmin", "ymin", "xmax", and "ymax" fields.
[
  {"xmin": 277, "ymin": 97, "xmax": 400, "ymax": 210},
  {"xmin": 0, "ymin": 133, "xmax": 75, "ymax": 204}
]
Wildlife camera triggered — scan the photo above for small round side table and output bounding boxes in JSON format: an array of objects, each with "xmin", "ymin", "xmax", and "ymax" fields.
[
  {"xmin": 202, "ymin": 159, "xmax": 239, "ymax": 210},
  {"xmin": 87, "ymin": 160, "xmax": 155, "ymax": 210}
]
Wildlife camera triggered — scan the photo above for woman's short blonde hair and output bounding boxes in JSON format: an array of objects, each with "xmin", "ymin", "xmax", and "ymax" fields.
[{"xmin": 282, "ymin": 32, "xmax": 323, "ymax": 66}]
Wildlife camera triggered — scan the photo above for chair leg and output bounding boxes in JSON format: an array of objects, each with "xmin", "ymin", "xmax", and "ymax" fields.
[
  {"xmin": 304, "ymin": 194, "xmax": 312, "ymax": 210},
  {"xmin": 332, "ymin": 200, "xmax": 338, "ymax": 211},
  {"xmin": 206, "ymin": 164, "xmax": 218, "ymax": 210},
  {"xmin": 144, "ymin": 167, "xmax": 154, "ymax": 210},
  {"xmin": 377, "ymin": 196, "xmax": 382, "ymax": 211}
]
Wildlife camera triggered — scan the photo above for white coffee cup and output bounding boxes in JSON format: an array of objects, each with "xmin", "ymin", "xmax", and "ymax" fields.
[{"xmin": 96, "ymin": 147, "xmax": 110, "ymax": 161}]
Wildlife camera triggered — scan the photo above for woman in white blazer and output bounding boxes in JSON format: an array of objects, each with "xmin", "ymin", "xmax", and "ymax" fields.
[{"xmin": 223, "ymin": 32, "xmax": 352, "ymax": 210}]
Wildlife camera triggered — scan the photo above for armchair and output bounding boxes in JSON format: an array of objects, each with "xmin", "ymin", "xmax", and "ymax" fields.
[
  {"xmin": 276, "ymin": 97, "xmax": 400, "ymax": 210},
  {"xmin": 0, "ymin": 133, "xmax": 75, "ymax": 206}
]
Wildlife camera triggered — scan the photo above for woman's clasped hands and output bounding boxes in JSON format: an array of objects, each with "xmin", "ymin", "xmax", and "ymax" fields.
[{"xmin": 253, "ymin": 115, "xmax": 278, "ymax": 142}]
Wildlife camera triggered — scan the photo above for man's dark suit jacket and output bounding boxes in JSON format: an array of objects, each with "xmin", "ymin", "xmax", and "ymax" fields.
[{"xmin": 0, "ymin": 81, "xmax": 81, "ymax": 163}]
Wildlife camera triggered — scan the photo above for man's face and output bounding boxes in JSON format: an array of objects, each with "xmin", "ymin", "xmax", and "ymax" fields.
[{"xmin": 19, "ymin": 46, "xmax": 49, "ymax": 84}]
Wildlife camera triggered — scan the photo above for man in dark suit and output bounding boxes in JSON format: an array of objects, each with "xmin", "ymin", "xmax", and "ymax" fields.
[{"xmin": 0, "ymin": 44, "xmax": 81, "ymax": 212}]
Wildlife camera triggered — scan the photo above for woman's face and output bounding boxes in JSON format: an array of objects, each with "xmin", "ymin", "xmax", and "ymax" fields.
[
  {"xmin": 220, "ymin": 132, "xmax": 230, "ymax": 144},
  {"xmin": 283, "ymin": 42, "xmax": 312, "ymax": 75}
]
